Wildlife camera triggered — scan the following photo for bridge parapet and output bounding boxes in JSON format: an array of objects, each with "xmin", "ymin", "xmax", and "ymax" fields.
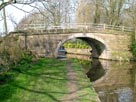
[{"xmin": 16, "ymin": 23, "xmax": 134, "ymax": 34}]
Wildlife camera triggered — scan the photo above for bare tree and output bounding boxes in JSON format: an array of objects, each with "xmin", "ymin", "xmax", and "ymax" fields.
[
  {"xmin": 76, "ymin": 0, "xmax": 104, "ymax": 24},
  {"xmin": 0, "ymin": 0, "xmax": 13, "ymax": 10},
  {"xmin": 39, "ymin": 0, "xmax": 71, "ymax": 26},
  {"xmin": 126, "ymin": 0, "xmax": 136, "ymax": 26},
  {"xmin": 92, "ymin": 0, "xmax": 104, "ymax": 23},
  {"xmin": 76, "ymin": 0, "xmax": 94, "ymax": 23},
  {"xmin": 102, "ymin": 0, "xmax": 126, "ymax": 25},
  {"xmin": 0, "ymin": 0, "xmax": 38, "ymax": 10},
  {"xmin": 124, "ymin": 0, "xmax": 136, "ymax": 39},
  {"xmin": 16, "ymin": 0, "xmax": 73, "ymax": 28}
]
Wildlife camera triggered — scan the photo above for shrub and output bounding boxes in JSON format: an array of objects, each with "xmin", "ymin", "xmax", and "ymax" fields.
[
  {"xmin": 130, "ymin": 32, "xmax": 136, "ymax": 60},
  {"xmin": 0, "ymin": 35, "xmax": 35, "ymax": 84},
  {"xmin": 0, "ymin": 35, "xmax": 33, "ymax": 75},
  {"xmin": 130, "ymin": 40, "xmax": 136, "ymax": 60}
]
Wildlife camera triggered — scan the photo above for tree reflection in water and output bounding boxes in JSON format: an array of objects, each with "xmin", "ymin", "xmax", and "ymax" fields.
[
  {"xmin": 67, "ymin": 54, "xmax": 136, "ymax": 102},
  {"xmin": 86, "ymin": 59, "xmax": 105, "ymax": 82}
]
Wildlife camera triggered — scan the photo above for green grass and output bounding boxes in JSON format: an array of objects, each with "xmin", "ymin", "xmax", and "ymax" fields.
[
  {"xmin": 0, "ymin": 58, "xmax": 99, "ymax": 102},
  {"xmin": 71, "ymin": 59, "xmax": 98, "ymax": 102},
  {"xmin": 0, "ymin": 58, "xmax": 68, "ymax": 102}
]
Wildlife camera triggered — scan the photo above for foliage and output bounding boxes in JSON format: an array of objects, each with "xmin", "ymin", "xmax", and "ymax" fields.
[
  {"xmin": 17, "ymin": 0, "xmax": 71, "ymax": 30},
  {"xmin": 0, "ymin": 57, "xmax": 99, "ymax": 102},
  {"xmin": 0, "ymin": 36, "xmax": 20, "ymax": 73},
  {"xmin": 76, "ymin": 1, "xmax": 93, "ymax": 23},
  {"xmin": 0, "ymin": 35, "xmax": 35, "ymax": 84},
  {"xmin": 64, "ymin": 39, "xmax": 90, "ymax": 49},
  {"xmin": 77, "ymin": 59, "xmax": 92, "ymax": 69},
  {"xmin": 71, "ymin": 59, "xmax": 98, "ymax": 102},
  {"xmin": 0, "ymin": 58, "xmax": 68, "ymax": 102},
  {"xmin": 76, "ymin": 0, "xmax": 130, "ymax": 26},
  {"xmin": 130, "ymin": 33, "xmax": 136, "ymax": 60}
]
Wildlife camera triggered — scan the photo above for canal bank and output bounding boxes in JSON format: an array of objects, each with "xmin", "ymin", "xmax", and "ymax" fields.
[
  {"xmin": 61, "ymin": 59, "xmax": 100, "ymax": 102},
  {"xmin": 92, "ymin": 60, "xmax": 136, "ymax": 102},
  {"xmin": 67, "ymin": 54, "xmax": 136, "ymax": 102},
  {"xmin": 0, "ymin": 58, "xmax": 100, "ymax": 102}
]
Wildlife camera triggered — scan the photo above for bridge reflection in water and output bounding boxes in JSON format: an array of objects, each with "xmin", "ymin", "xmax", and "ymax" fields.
[
  {"xmin": 67, "ymin": 54, "xmax": 136, "ymax": 102},
  {"xmin": 66, "ymin": 53, "xmax": 91, "ymax": 61}
]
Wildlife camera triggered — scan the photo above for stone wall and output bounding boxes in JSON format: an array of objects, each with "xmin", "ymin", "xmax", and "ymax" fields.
[{"xmin": 13, "ymin": 31, "xmax": 133, "ymax": 61}]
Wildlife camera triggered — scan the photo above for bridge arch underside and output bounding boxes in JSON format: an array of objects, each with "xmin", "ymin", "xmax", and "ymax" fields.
[
  {"xmin": 78, "ymin": 37, "xmax": 106, "ymax": 59},
  {"xmin": 56, "ymin": 34, "xmax": 110, "ymax": 60}
]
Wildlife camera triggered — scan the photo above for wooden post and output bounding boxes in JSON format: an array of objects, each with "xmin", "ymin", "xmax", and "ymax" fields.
[
  {"xmin": 103, "ymin": 24, "xmax": 106, "ymax": 30},
  {"xmin": 24, "ymin": 33, "xmax": 28, "ymax": 50},
  {"xmin": 122, "ymin": 26, "xmax": 124, "ymax": 32},
  {"xmin": 2, "ymin": 0, "xmax": 8, "ymax": 35}
]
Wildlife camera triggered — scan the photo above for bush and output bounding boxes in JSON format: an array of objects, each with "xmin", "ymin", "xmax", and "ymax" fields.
[
  {"xmin": 130, "ymin": 33, "xmax": 136, "ymax": 60},
  {"xmin": 130, "ymin": 40, "xmax": 136, "ymax": 60},
  {"xmin": 0, "ymin": 35, "xmax": 38, "ymax": 85},
  {"xmin": 0, "ymin": 35, "xmax": 34, "ymax": 76},
  {"xmin": 1, "ymin": 36, "xmax": 20, "ymax": 58},
  {"xmin": 19, "ymin": 51, "xmax": 33, "ymax": 64},
  {"xmin": 64, "ymin": 39, "xmax": 90, "ymax": 49}
]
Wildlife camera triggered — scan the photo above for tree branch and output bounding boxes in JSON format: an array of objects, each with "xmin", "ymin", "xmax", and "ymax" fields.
[
  {"xmin": 0, "ymin": 0, "xmax": 39, "ymax": 10},
  {"xmin": 11, "ymin": 4, "xmax": 35, "ymax": 13},
  {"xmin": 0, "ymin": 0, "xmax": 13, "ymax": 10}
]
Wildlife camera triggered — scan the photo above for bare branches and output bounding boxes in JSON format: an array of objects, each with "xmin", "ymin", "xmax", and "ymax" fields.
[
  {"xmin": 0, "ymin": 0, "xmax": 13, "ymax": 10},
  {"xmin": 0, "ymin": 0, "xmax": 40, "ymax": 11},
  {"xmin": 15, "ymin": 0, "xmax": 36, "ymax": 4},
  {"xmin": 11, "ymin": 4, "xmax": 35, "ymax": 13}
]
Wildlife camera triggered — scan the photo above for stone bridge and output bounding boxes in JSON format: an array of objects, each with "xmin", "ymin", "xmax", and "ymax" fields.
[{"xmin": 13, "ymin": 23, "xmax": 134, "ymax": 61}]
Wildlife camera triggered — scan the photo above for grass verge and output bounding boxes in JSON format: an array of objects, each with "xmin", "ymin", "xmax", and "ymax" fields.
[
  {"xmin": 0, "ymin": 58, "xmax": 68, "ymax": 102},
  {"xmin": 0, "ymin": 58, "xmax": 99, "ymax": 102},
  {"xmin": 71, "ymin": 59, "xmax": 99, "ymax": 102}
]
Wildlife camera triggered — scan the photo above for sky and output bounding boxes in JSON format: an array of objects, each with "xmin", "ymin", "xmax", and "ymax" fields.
[
  {"xmin": 0, "ymin": 3, "xmax": 35, "ymax": 33},
  {"xmin": 0, "ymin": 0, "xmax": 78, "ymax": 35}
]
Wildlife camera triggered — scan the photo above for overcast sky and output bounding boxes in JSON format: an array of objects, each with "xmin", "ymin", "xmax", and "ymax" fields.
[
  {"xmin": 0, "ymin": 0, "xmax": 78, "ymax": 34},
  {"xmin": 0, "ymin": 3, "xmax": 35, "ymax": 33}
]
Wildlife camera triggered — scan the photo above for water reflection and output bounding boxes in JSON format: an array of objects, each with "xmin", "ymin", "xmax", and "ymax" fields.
[
  {"xmin": 86, "ymin": 59, "xmax": 105, "ymax": 82},
  {"xmin": 93, "ymin": 61, "xmax": 136, "ymax": 102},
  {"xmin": 67, "ymin": 54, "xmax": 136, "ymax": 102},
  {"xmin": 66, "ymin": 53, "xmax": 91, "ymax": 61},
  {"xmin": 117, "ymin": 88, "xmax": 133, "ymax": 102}
]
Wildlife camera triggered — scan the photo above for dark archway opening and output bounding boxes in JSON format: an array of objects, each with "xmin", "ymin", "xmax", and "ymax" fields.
[
  {"xmin": 77, "ymin": 37, "xmax": 106, "ymax": 59},
  {"xmin": 56, "ymin": 36, "xmax": 106, "ymax": 59}
]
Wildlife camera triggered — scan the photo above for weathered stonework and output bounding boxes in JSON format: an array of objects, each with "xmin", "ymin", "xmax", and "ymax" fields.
[{"xmin": 12, "ymin": 30, "xmax": 132, "ymax": 61}]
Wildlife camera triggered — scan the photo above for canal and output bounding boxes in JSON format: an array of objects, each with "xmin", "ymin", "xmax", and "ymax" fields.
[{"xmin": 67, "ymin": 54, "xmax": 136, "ymax": 102}]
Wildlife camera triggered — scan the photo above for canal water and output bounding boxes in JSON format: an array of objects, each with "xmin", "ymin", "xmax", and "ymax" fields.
[{"xmin": 67, "ymin": 54, "xmax": 136, "ymax": 102}]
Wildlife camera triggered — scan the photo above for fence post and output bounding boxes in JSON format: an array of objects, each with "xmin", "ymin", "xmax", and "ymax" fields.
[
  {"xmin": 122, "ymin": 26, "xmax": 124, "ymax": 32},
  {"xmin": 24, "ymin": 32, "xmax": 28, "ymax": 50},
  {"xmin": 104, "ymin": 24, "xmax": 106, "ymax": 30}
]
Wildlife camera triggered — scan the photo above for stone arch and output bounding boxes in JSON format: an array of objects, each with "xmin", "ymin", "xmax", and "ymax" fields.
[{"xmin": 55, "ymin": 33, "xmax": 111, "ymax": 60}]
